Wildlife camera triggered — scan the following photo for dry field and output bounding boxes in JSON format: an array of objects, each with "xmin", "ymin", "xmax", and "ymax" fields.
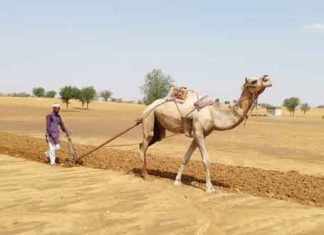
[{"xmin": 0, "ymin": 97, "xmax": 324, "ymax": 234}]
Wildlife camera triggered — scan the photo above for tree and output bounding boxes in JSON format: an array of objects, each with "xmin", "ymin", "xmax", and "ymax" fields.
[
  {"xmin": 45, "ymin": 90, "xmax": 57, "ymax": 98},
  {"xmin": 80, "ymin": 86, "xmax": 96, "ymax": 109},
  {"xmin": 71, "ymin": 87, "xmax": 82, "ymax": 106},
  {"xmin": 100, "ymin": 90, "xmax": 113, "ymax": 101},
  {"xmin": 140, "ymin": 69, "xmax": 174, "ymax": 105},
  {"xmin": 300, "ymin": 103, "xmax": 311, "ymax": 116},
  {"xmin": 32, "ymin": 87, "xmax": 45, "ymax": 97},
  {"xmin": 60, "ymin": 86, "xmax": 79, "ymax": 109},
  {"xmin": 283, "ymin": 97, "xmax": 300, "ymax": 116}
]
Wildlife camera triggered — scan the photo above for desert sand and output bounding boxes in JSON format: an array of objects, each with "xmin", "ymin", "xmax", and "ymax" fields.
[
  {"xmin": 0, "ymin": 97, "xmax": 323, "ymax": 176},
  {"xmin": 1, "ymin": 155, "xmax": 324, "ymax": 235},
  {"xmin": 0, "ymin": 97, "xmax": 324, "ymax": 234}
]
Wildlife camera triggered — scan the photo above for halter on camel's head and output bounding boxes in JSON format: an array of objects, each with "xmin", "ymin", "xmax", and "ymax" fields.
[
  {"xmin": 242, "ymin": 75, "xmax": 272, "ymax": 102},
  {"xmin": 233, "ymin": 75, "xmax": 272, "ymax": 125}
]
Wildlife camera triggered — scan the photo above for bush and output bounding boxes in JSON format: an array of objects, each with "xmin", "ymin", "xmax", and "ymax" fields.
[
  {"xmin": 11, "ymin": 92, "xmax": 31, "ymax": 97},
  {"xmin": 100, "ymin": 90, "xmax": 113, "ymax": 101},
  {"xmin": 32, "ymin": 87, "xmax": 45, "ymax": 97},
  {"xmin": 111, "ymin": 98, "xmax": 123, "ymax": 103},
  {"xmin": 45, "ymin": 90, "xmax": 57, "ymax": 98}
]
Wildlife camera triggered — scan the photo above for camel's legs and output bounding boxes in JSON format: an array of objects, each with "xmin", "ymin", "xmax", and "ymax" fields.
[
  {"xmin": 139, "ymin": 136, "xmax": 152, "ymax": 179},
  {"xmin": 174, "ymin": 140, "xmax": 197, "ymax": 186},
  {"xmin": 196, "ymin": 135, "xmax": 215, "ymax": 193}
]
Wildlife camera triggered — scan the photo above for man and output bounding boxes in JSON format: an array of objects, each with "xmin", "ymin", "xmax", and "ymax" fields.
[{"xmin": 45, "ymin": 103, "xmax": 69, "ymax": 165}]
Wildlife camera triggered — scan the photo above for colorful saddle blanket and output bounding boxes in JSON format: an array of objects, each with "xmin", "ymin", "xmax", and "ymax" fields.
[{"xmin": 194, "ymin": 95, "xmax": 215, "ymax": 111}]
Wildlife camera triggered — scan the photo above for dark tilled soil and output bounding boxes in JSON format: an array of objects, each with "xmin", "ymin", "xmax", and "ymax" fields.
[{"xmin": 0, "ymin": 132, "xmax": 323, "ymax": 207}]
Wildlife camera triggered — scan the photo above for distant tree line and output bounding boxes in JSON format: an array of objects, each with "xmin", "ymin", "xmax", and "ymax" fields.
[
  {"xmin": 32, "ymin": 87, "xmax": 57, "ymax": 98},
  {"xmin": 1, "ymin": 69, "xmax": 323, "ymax": 117},
  {"xmin": 59, "ymin": 86, "xmax": 113, "ymax": 109},
  {"xmin": 30, "ymin": 86, "xmax": 113, "ymax": 109},
  {"xmin": 282, "ymin": 97, "xmax": 313, "ymax": 117}
]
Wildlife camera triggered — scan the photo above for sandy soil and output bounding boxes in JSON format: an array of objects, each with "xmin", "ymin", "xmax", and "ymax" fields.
[
  {"xmin": 1, "ymin": 97, "xmax": 323, "ymax": 176},
  {"xmin": 1, "ymin": 154, "xmax": 324, "ymax": 235},
  {"xmin": 1, "ymin": 132, "xmax": 323, "ymax": 208},
  {"xmin": 1, "ymin": 97, "xmax": 324, "ymax": 234}
]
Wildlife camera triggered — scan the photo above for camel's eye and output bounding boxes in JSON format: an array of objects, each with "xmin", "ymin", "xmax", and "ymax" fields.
[{"xmin": 251, "ymin": 80, "xmax": 258, "ymax": 85}]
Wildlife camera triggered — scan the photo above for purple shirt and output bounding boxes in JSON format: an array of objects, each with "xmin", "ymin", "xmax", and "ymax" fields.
[{"xmin": 46, "ymin": 112, "xmax": 67, "ymax": 143}]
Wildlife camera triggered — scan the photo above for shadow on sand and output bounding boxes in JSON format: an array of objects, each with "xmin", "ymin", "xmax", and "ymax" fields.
[{"xmin": 131, "ymin": 168, "xmax": 230, "ymax": 190}]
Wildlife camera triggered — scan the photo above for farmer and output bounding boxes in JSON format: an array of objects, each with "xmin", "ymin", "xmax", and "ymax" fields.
[{"xmin": 45, "ymin": 103, "xmax": 69, "ymax": 165}]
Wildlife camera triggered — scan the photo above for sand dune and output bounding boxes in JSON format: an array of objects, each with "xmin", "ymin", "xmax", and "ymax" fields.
[{"xmin": 1, "ymin": 155, "xmax": 324, "ymax": 235}]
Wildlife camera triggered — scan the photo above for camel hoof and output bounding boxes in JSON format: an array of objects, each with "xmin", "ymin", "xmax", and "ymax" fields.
[
  {"xmin": 206, "ymin": 187, "xmax": 216, "ymax": 194},
  {"xmin": 174, "ymin": 180, "xmax": 182, "ymax": 186}
]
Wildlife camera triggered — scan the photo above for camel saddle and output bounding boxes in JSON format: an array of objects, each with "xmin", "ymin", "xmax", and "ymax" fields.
[
  {"xmin": 194, "ymin": 95, "xmax": 215, "ymax": 111},
  {"xmin": 169, "ymin": 86, "xmax": 189, "ymax": 101}
]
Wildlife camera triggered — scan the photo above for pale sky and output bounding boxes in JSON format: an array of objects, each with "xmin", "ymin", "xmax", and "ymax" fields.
[{"xmin": 0, "ymin": 0, "xmax": 323, "ymax": 105}]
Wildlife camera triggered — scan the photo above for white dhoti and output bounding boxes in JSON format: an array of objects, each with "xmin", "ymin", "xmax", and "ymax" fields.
[{"xmin": 45, "ymin": 137, "xmax": 60, "ymax": 165}]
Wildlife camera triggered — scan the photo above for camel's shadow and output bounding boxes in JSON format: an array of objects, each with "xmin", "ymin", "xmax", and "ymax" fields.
[{"xmin": 131, "ymin": 168, "xmax": 230, "ymax": 190}]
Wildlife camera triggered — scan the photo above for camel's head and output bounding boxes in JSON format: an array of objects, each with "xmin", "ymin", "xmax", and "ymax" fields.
[{"xmin": 243, "ymin": 75, "xmax": 272, "ymax": 98}]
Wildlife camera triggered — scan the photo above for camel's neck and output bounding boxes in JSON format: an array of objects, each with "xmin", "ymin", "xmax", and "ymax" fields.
[
  {"xmin": 212, "ymin": 89, "xmax": 256, "ymax": 131},
  {"xmin": 233, "ymin": 89, "xmax": 255, "ymax": 119}
]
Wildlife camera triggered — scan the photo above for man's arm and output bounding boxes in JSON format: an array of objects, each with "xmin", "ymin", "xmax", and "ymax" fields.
[
  {"xmin": 58, "ymin": 116, "xmax": 69, "ymax": 135},
  {"xmin": 46, "ymin": 114, "xmax": 51, "ymax": 135}
]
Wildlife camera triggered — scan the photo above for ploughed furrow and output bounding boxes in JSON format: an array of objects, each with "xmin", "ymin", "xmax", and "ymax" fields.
[{"xmin": 0, "ymin": 132, "xmax": 323, "ymax": 207}]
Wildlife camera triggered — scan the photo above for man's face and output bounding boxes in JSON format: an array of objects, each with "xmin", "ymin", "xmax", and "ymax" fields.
[{"xmin": 53, "ymin": 107, "xmax": 60, "ymax": 114}]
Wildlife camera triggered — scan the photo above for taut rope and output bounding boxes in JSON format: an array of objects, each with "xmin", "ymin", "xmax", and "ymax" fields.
[
  {"xmin": 76, "ymin": 122, "xmax": 141, "ymax": 163},
  {"xmin": 76, "ymin": 99, "xmax": 190, "ymax": 163}
]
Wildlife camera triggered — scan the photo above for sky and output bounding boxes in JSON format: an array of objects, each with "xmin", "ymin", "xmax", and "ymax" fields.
[{"xmin": 0, "ymin": 0, "xmax": 323, "ymax": 105}]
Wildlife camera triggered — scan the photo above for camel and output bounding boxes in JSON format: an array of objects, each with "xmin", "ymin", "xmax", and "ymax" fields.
[{"xmin": 139, "ymin": 75, "xmax": 272, "ymax": 193}]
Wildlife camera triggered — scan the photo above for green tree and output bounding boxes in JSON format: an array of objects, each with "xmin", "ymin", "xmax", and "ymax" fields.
[
  {"xmin": 283, "ymin": 97, "xmax": 300, "ymax": 116},
  {"xmin": 80, "ymin": 86, "xmax": 96, "ymax": 109},
  {"xmin": 32, "ymin": 87, "xmax": 45, "ymax": 97},
  {"xmin": 300, "ymin": 103, "xmax": 311, "ymax": 116},
  {"xmin": 72, "ymin": 87, "xmax": 81, "ymax": 98},
  {"xmin": 45, "ymin": 90, "xmax": 57, "ymax": 98},
  {"xmin": 140, "ymin": 69, "xmax": 174, "ymax": 105},
  {"xmin": 60, "ymin": 86, "xmax": 79, "ymax": 109},
  {"xmin": 100, "ymin": 90, "xmax": 113, "ymax": 101}
]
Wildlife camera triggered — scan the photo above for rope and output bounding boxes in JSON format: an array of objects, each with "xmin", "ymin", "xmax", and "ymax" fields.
[
  {"xmin": 76, "ymin": 122, "xmax": 141, "ymax": 163},
  {"xmin": 75, "ymin": 92, "xmax": 199, "ymax": 163},
  {"xmin": 104, "ymin": 133, "xmax": 179, "ymax": 148}
]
